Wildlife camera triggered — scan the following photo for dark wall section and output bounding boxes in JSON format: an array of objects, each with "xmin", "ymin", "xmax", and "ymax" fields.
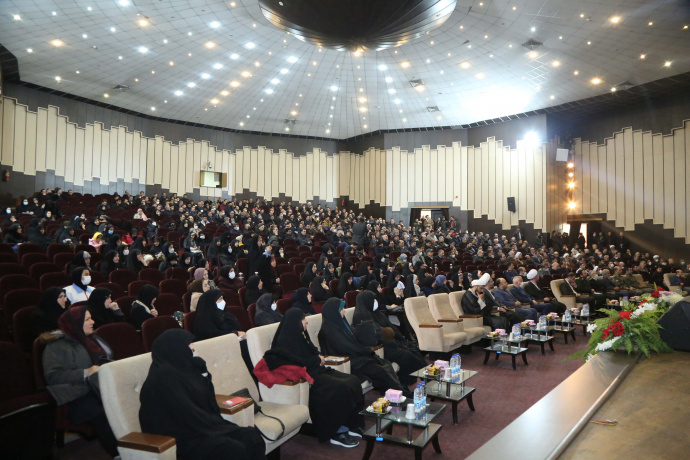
[
  {"xmin": 547, "ymin": 92, "xmax": 690, "ymax": 145},
  {"xmin": 468, "ymin": 114, "xmax": 547, "ymax": 149}
]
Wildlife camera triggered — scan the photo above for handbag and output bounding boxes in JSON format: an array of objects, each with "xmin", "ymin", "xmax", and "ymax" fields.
[{"xmin": 228, "ymin": 388, "xmax": 286, "ymax": 442}]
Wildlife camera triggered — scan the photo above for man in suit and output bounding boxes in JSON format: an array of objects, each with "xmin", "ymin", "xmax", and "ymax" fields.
[
  {"xmin": 352, "ymin": 216, "xmax": 368, "ymax": 248},
  {"xmin": 510, "ymin": 276, "xmax": 554, "ymax": 316},
  {"xmin": 494, "ymin": 278, "xmax": 538, "ymax": 321},
  {"xmin": 524, "ymin": 269, "xmax": 566, "ymax": 314},
  {"xmin": 460, "ymin": 274, "xmax": 511, "ymax": 331},
  {"xmin": 559, "ymin": 273, "xmax": 599, "ymax": 307},
  {"xmin": 513, "ymin": 227, "xmax": 524, "ymax": 242}
]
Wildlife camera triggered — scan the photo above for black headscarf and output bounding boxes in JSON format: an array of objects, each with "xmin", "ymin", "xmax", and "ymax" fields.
[
  {"xmin": 70, "ymin": 251, "xmax": 92, "ymax": 272},
  {"xmin": 100, "ymin": 250, "xmax": 120, "ymax": 274},
  {"xmin": 137, "ymin": 285, "xmax": 159, "ymax": 309},
  {"xmin": 386, "ymin": 270, "xmax": 401, "ymax": 288},
  {"xmin": 301, "ymin": 262, "xmax": 317, "ymax": 288},
  {"xmin": 70, "ymin": 266, "xmax": 89, "ymax": 291},
  {"xmin": 290, "ymin": 287, "xmax": 316, "ymax": 315},
  {"xmin": 337, "ymin": 272, "xmax": 353, "ymax": 298},
  {"xmin": 33, "ymin": 287, "xmax": 68, "ymax": 334},
  {"xmin": 404, "ymin": 274, "xmax": 418, "ymax": 298},
  {"xmin": 311, "ymin": 276, "xmax": 332, "ymax": 302},
  {"xmin": 194, "ymin": 289, "xmax": 240, "ymax": 340},
  {"xmin": 206, "ymin": 237, "xmax": 222, "ymax": 260},
  {"xmin": 319, "ymin": 298, "xmax": 373, "ymax": 358},
  {"xmin": 246, "ymin": 275, "xmax": 261, "ymax": 291},
  {"xmin": 126, "ymin": 249, "xmax": 145, "ymax": 273},
  {"xmin": 352, "ymin": 290, "xmax": 375, "ymax": 325},
  {"xmin": 270, "ymin": 309, "xmax": 320, "ymax": 375},
  {"xmin": 254, "ymin": 293, "xmax": 282, "ymax": 326}
]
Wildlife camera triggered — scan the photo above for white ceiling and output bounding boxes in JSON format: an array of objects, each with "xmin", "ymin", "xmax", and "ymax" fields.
[{"xmin": 1, "ymin": 0, "xmax": 689, "ymax": 139}]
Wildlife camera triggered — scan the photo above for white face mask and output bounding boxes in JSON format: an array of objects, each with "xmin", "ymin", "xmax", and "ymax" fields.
[
  {"xmin": 216, "ymin": 299, "xmax": 226, "ymax": 310},
  {"xmin": 200, "ymin": 235, "xmax": 205, "ymax": 239},
  {"xmin": 271, "ymin": 302, "xmax": 277, "ymax": 311},
  {"xmin": 123, "ymin": 249, "xmax": 130, "ymax": 256},
  {"xmin": 82, "ymin": 276, "xmax": 91, "ymax": 286},
  {"xmin": 373, "ymin": 300, "xmax": 379, "ymax": 311},
  {"xmin": 169, "ymin": 248, "xmax": 175, "ymax": 253},
  {"xmin": 229, "ymin": 271, "xmax": 236, "ymax": 279},
  {"xmin": 228, "ymin": 247, "xmax": 233, "ymax": 253}
]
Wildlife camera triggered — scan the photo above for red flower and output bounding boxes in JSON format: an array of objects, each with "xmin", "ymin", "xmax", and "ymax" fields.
[
  {"xmin": 651, "ymin": 290, "xmax": 660, "ymax": 298},
  {"xmin": 611, "ymin": 321, "xmax": 625, "ymax": 337},
  {"xmin": 639, "ymin": 299, "xmax": 647, "ymax": 305},
  {"xmin": 602, "ymin": 328, "xmax": 610, "ymax": 339},
  {"xmin": 619, "ymin": 311, "xmax": 631, "ymax": 320}
]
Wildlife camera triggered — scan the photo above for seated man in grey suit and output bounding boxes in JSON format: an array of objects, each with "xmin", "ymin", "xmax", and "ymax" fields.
[
  {"xmin": 493, "ymin": 278, "xmax": 538, "ymax": 321},
  {"xmin": 509, "ymin": 276, "xmax": 554, "ymax": 316}
]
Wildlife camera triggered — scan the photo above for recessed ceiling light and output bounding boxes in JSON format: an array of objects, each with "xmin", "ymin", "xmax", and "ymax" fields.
[
  {"xmin": 529, "ymin": 51, "xmax": 538, "ymax": 59},
  {"xmin": 580, "ymin": 13, "xmax": 585, "ymax": 18},
  {"xmin": 55, "ymin": 76, "xmax": 61, "ymax": 82},
  {"xmin": 151, "ymin": 70, "xmax": 155, "ymax": 74},
  {"xmin": 648, "ymin": 21, "xmax": 653, "ymax": 26},
  {"xmin": 531, "ymin": 27, "xmax": 536, "ymax": 32},
  {"xmin": 291, "ymin": 110, "xmax": 298, "ymax": 116},
  {"xmin": 187, "ymin": 32, "xmax": 193, "ymax": 36},
  {"xmin": 587, "ymin": 41, "xmax": 592, "ymax": 45},
  {"xmin": 460, "ymin": 61, "xmax": 471, "ymax": 69},
  {"xmin": 201, "ymin": 73, "xmax": 210, "ymax": 79},
  {"xmin": 359, "ymin": 97, "xmax": 367, "ymax": 103},
  {"xmin": 230, "ymin": 53, "xmax": 239, "ymax": 60},
  {"xmin": 134, "ymin": 78, "xmax": 138, "ymax": 82},
  {"xmin": 253, "ymin": 23, "xmax": 257, "ymax": 28},
  {"xmin": 509, "ymin": 44, "xmax": 513, "ymax": 48},
  {"xmin": 230, "ymin": 2, "xmax": 236, "ymax": 7},
  {"xmin": 402, "ymin": 118, "xmax": 407, "ymax": 122},
  {"xmin": 271, "ymin": 78, "xmax": 280, "ymax": 84},
  {"xmin": 394, "ymin": 99, "xmax": 401, "ymax": 104},
  {"xmin": 287, "ymin": 56, "xmax": 297, "ymax": 63},
  {"xmin": 169, "ymin": 61, "xmax": 174, "ymax": 66},
  {"xmin": 76, "ymin": 70, "xmax": 80, "ymax": 74},
  {"xmin": 550, "ymin": 95, "xmax": 555, "ymax": 99},
  {"xmin": 359, "ymin": 107, "xmax": 367, "ymax": 112},
  {"xmin": 484, "ymin": 35, "xmax": 488, "ymax": 39},
  {"xmin": 489, "ymin": 54, "xmax": 493, "ymax": 58},
  {"xmin": 82, "ymin": 34, "xmax": 88, "ymax": 39},
  {"xmin": 51, "ymin": 39, "xmax": 64, "ymax": 47},
  {"xmin": 187, "ymin": 82, "xmax": 196, "ymax": 88},
  {"xmin": 151, "ymin": 107, "xmax": 155, "ymax": 111},
  {"xmin": 551, "ymin": 60, "xmax": 560, "ymax": 67},
  {"xmin": 188, "ymin": 53, "xmax": 192, "ymax": 56},
  {"xmin": 241, "ymin": 71, "xmax": 251, "ymax": 77},
  {"xmin": 332, "ymin": 96, "xmax": 335, "ymax": 100},
  {"xmin": 611, "ymin": 87, "xmax": 617, "ymax": 92},
  {"xmin": 138, "ymin": 19, "xmax": 148, "ymax": 27},
  {"xmin": 573, "ymin": 70, "xmax": 579, "ymax": 75},
  {"xmin": 13, "ymin": 14, "xmax": 21, "ymax": 20},
  {"xmin": 330, "ymin": 85, "xmax": 338, "ymax": 91},
  {"xmin": 265, "ymin": 88, "xmax": 274, "ymax": 94},
  {"xmin": 230, "ymin": 81, "xmax": 240, "ymax": 87},
  {"xmin": 245, "ymin": 42, "xmax": 256, "ymax": 49},
  {"xmin": 212, "ymin": 63, "xmax": 223, "ymax": 69},
  {"xmin": 664, "ymin": 61, "xmax": 672, "ymax": 67},
  {"xmin": 684, "ymin": 25, "xmax": 688, "ymax": 29},
  {"xmin": 118, "ymin": 55, "xmax": 123, "ymax": 60},
  {"xmin": 280, "ymin": 68, "xmax": 288, "ymax": 74},
  {"xmin": 209, "ymin": 21, "xmax": 221, "ymax": 29},
  {"xmin": 459, "ymin": 25, "xmax": 464, "ymax": 29},
  {"xmin": 475, "ymin": 73, "xmax": 485, "ymax": 80},
  {"xmin": 26, "ymin": 48, "xmax": 33, "ymax": 53},
  {"xmin": 512, "ymin": 6, "xmax": 517, "ymax": 10},
  {"xmin": 388, "ymin": 88, "xmax": 396, "ymax": 94},
  {"xmin": 111, "ymin": 27, "xmax": 116, "ymax": 32},
  {"xmin": 325, "ymin": 129, "xmax": 330, "ymax": 134},
  {"xmin": 221, "ymin": 90, "xmax": 229, "ymax": 96},
  {"xmin": 363, "ymin": 124, "xmax": 368, "ymax": 129},
  {"xmin": 400, "ymin": 61, "xmax": 410, "ymax": 68},
  {"xmin": 254, "ymin": 61, "xmax": 261, "ymax": 67},
  {"xmin": 385, "ymin": 76, "xmax": 393, "ymax": 83},
  {"xmin": 414, "ymin": 85, "xmax": 425, "ymax": 92},
  {"xmin": 164, "ymin": 100, "xmax": 167, "ymax": 104},
  {"xmin": 205, "ymin": 41, "xmax": 216, "ymax": 49},
  {"xmin": 119, "ymin": 0, "xmax": 130, "ymax": 6},
  {"xmin": 285, "ymin": 127, "xmax": 290, "ymax": 132},
  {"xmin": 378, "ymin": 64, "xmax": 388, "ymax": 71},
  {"xmin": 559, "ymin": 36, "xmax": 563, "ymax": 40},
  {"xmin": 52, "ymin": 11, "xmax": 57, "ymax": 16},
  {"xmin": 610, "ymin": 16, "xmax": 620, "ymax": 24},
  {"xmin": 87, "ymin": 6, "xmax": 92, "ymax": 11},
  {"xmin": 138, "ymin": 46, "xmax": 148, "ymax": 53},
  {"xmin": 175, "ymin": 90, "xmax": 183, "ymax": 96},
  {"xmin": 210, "ymin": 99, "xmax": 219, "ymax": 105},
  {"xmin": 640, "ymin": 54, "xmax": 646, "ymax": 59},
  {"xmin": 103, "ymin": 93, "xmax": 109, "ymax": 98},
  {"xmin": 591, "ymin": 77, "xmax": 602, "ymax": 85},
  {"xmin": 430, "ymin": 41, "xmax": 434, "ymax": 45}
]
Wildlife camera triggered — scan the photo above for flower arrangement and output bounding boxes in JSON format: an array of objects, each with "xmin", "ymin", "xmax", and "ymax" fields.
[{"xmin": 569, "ymin": 290, "xmax": 682, "ymax": 362}]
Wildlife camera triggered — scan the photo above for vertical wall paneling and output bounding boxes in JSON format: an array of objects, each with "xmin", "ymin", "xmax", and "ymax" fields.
[
  {"xmin": 526, "ymin": 143, "xmax": 535, "ymax": 223},
  {"xmin": 589, "ymin": 142, "xmax": 599, "ymax": 214},
  {"xmin": 100, "ymin": 128, "xmax": 110, "ymax": 182},
  {"xmin": 106, "ymin": 126, "xmax": 117, "ymax": 185},
  {"xmin": 517, "ymin": 141, "xmax": 527, "ymax": 221},
  {"xmin": 429, "ymin": 148, "xmax": 438, "ymax": 203},
  {"xmin": 642, "ymin": 132, "xmax": 654, "ymax": 220},
  {"xmin": 256, "ymin": 146, "xmax": 266, "ymax": 199},
  {"xmin": 632, "ymin": 130, "xmax": 644, "ymax": 225},
  {"xmin": 533, "ymin": 145, "xmax": 544, "ymax": 230},
  {"xmin": 35, "ymin": 108, "xmax": 48, "ymax": 173},
  {"xmin": 0, "ymin": 99, "xmax": 4, "ymax": 167},
  {"xmin": 613, "ymin": 132, "xmax": 625, "ymax": 227},
  {"xmin": 502, "ymin": 146, "xmax": 512, "ymax": 229},
  {"xmin": 466, "ymin": 146, "xmax": 475, "ymax": 212},
  {"xmin": 662, "ymin": 135, "xmax": 675, "ymax": 229},
  {"xmin": 420, "ymin": 146, "xmax": 429, "ymax": 202},
  {"xmin": 311, "ymin": 148, "xmax": 320, "ymax": 201},
  {"xmin": 605, "ymin": 138, "xmax": 616, "ymax": 222},
  {"xmin": 153, "ymin": 136, "xmax": 163, "ymax": 185},
  {"xmin": 298, "ymin": 155, "xmax": 307, "ymax": 203},
  {"xmin": 685, "ymin": 121, "xmax": 690, "ymax": 244},
  {"xmin": 24, "ymin": 111, "xmax": 37, "ymax": 176},
  {"xmin": 1, "ymin": 98, "xmax": 16, "ymax": 167},
  {"xmin": 403, "ymin": 150, "xmax": 413, "ymax": 206},
  {"xmin": 320, "ymin": 150, "xmax": 328, "ymax": 201},
  {"xmin": 444, "ymin": 145, "xmax": 453, "ymax": 203},
  {"xmin": 673, "ymin": 127, "xmax": 685, "ymax": 239},
  {"xmin": 12, "ymin": 103, "xmax": 26, "ymax": 173},
  {"xmin": 55, "ymin": 115, "xmax": 67, "ymax": 178},
  {"xmin": 510, "ymin": 145, "xmax": 519, "ymax": 226},
  {"xmin": 247, "ymin": 147, "xmax": 257, "ymax": 193},
  {"xmin": 392, "ymin": 147, "xmax": 401, "ymax": 211},
  {"xmin": 131, "ymin": 132, "xmax": 141, "ymax": 184},
  {"xmin": 284, "ymin": 152, "xmax": 293, "ymax": 199},
  {"xmin": 64, "ymin": 122, "xmax": 76, "ymax": 184},
  {"xmin": 73, "ymin": 124, "xmax": 84, "ymax": 186},
  {"xmin": 145, "ymin": 137, "xmax": 154, "ymax": 185},
  {"xmin": 84, "ymin": 124, "xmax": 94, "ymax": 182},
  {"xmin": 487, "ymin": 140, "xmax": 496, "ymax": 220},
  {"xmin": 268, "ymin": 149, "xmax": 277, "ymax": 199},
  {"xmin": 399, "ymin": 150, "xmax": 408, "ymax": 211},
  {"xmin": 480, "ymin": 142, "xmax": 489, "ymax": 216},
  {"xmin": 494, "ymin": 141, "xmax": 503, "ymax": 226},
  {"xmin": 623, "ymin": 128, "xmax": 634, "ymax": 230},
  {"xmin": 169, "ymin": 145, "xmax": 179, "ymax": 194},
  {"xmin": 652, "ymin": 134, "xmax": 664, "ymax": 224},
  {"xmin": 45, "ymin": 106, "xmax": 58, "ymax": 172},
  {"xmin": 92, "ymin": 123, "xmax": 102, "ymax": 180},
  {"xmin": 161, "ymin": 141, "xmax": 171, "ymax": 192}
]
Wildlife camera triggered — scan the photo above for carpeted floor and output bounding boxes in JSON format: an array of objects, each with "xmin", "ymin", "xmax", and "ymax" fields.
[{"xmin": 60, "ymin": 333, "xmax": 589, "ymax": 460}]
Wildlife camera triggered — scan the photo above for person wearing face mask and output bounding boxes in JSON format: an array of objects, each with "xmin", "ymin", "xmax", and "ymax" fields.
[
  {"xmin": 130, "ymin": 285, "xmax": 159, "ymax": 330},
  {"xmin": 353, "ymin": 291, "xmax": 426, "ymax": 386},
  {"xmin": 254, "ymin": 293, "xmax": 283, "ymax": 326},
  {"xmin": 64, "ymin": 267, "xmax": 95, "ymax": 303},
  {"xmin": 41, "ymin": 306, "xmax": 118, "ymax": 457},
  {"xmin": 139, "ymin": 329, "xmax": 266, "ymax": 460},
  {"xmin": 87, "ymin": 288, "xmax": 125, "ymax": 329},
  {"xmin": 219, "ymin": 242, "xmax": 237, "ymax": 267},
  {"xmin": 318, "ymin": 299, "xmax": 410, "ymax": 398},
  {"xmin": 217, "ymin": 265, "xmax": 242, "ymax": 291},
  {"xmin": 194, "ymin": 290, "xmax": 245, "ymax": 341},
  {"xmin": 33, "ymin": 287, "xmax": 70, "ymax": 336},
  {"xmin": 17, "ymin": 198, "xmax": 34, "ymax": 215}
]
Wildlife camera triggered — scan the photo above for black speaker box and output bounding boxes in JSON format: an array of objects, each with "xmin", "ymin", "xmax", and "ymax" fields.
[
  {"xmin": 657, "ymin": 300, "xmax": 690, "ymax": 351},
  {"xmin": 507, "ymin": 197, "xmax": 516, "ymax": 212}
]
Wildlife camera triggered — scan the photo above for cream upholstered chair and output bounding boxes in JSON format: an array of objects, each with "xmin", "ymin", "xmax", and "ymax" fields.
[
  {"xmin": 663, "ymin": 273, "xmax": 681, "ymax": 293},
  {"xmin": 444, "ymin": 291, "xmax": 489, "ymax": 343},
  {"xmin": 426, "ymin": 293, "xmax": 465, "ymax": 334},
  {"xmin": 404, "ymin": 297, "xmax": 466, "ymax": 353},
  {"xmin": 194, "ymin": 334, "xmax": 310, "ymax": 454},
  {"xmin": 99, "ymin": 353, "xmax": 177, "ymax": 460},
  {"xmin": 448, "ymin": 291, "xmax": 491, "ymax": 337},
  {"xmin": 550, "ymin": 279, "xmax": 580, "ymax": 310}
]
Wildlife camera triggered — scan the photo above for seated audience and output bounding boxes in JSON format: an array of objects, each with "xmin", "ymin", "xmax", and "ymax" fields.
[
  {"xmin": 33, "ymin": 287, "xmax": 69, "ymax": 336},
  {"xmin": 254, "ymin": 293, "xmax": 283, "ymax": 326},
  {"xmin": 87, "ymin": 288, "xmax": 125, "ymax": 329},
  {"xmin": 130, "ymin": 285, "xmax": 159, "ymax": 330},
  {"xmin": 64, "ymin": 267, "xmax": 95, "ymax": 304}
]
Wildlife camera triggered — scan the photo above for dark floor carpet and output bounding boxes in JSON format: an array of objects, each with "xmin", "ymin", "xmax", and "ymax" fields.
[{"xmin": 60, "ymin": 332, "xmax": 589, "ymax": 460}]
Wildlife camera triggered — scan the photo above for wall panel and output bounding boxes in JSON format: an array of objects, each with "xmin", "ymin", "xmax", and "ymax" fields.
[
  {"xmin": 24, "ymin": 111, "xmax": 37, "ymax": 176},
  {"xmin": 662, "ymin": 135, "xmax": 674, "ymax": 229},
  {"xmin": 673, "ymin": 128, "xmax": 685, "ymax": 238},
  {"xmin": 1, "ymin": 98, "xmax": 16, "ymax": 167}
]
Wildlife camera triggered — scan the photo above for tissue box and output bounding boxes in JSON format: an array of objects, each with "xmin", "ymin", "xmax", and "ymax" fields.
[
  {"xmin": 385, "ymin": 389, "xmax": 403, "ymax": 403},
  {"xmin": 434, "ymin": 360, "xmax": 450, "ymax": 369}
]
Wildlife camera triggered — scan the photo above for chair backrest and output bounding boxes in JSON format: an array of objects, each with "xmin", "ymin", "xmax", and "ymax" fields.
[
  {"xmin": 127, "ymin": 280, "xmax": 154, "ymax": 297},
  {"xmin": 46, "ymin": 243, "xmax": 72, "ymax": 261},
  {"xmin": 246, "ymin": 321, "xmax": 281, "ymax": 366},
  {"xmin": 183, "ymin": 310, "xmax": 196, "ymax": 333},
  {"xmin": 238, "ymin": 287, "xmax": 247, "ymax": 309},
  {"xmin": 138, "ymin": 268, "xmax": 164, "ymax": 284},
  {"xmin": 155, "ymin": 293, "xmax": 183, "ymax": 316},
  {"xmin": 227, "ymin": 305, "xmax": 252, "ymax": 332},
  {"xmin": 344, "ymin": 290, "xmax": 358, "ymax": 307},
  {"xmin": 166, "ymin": 267, "xmax": 189, "ymax": 282},
  {"xmin": 115, "ymin": 296, "xmax": 137, "ymax": 320},
  {"xmin": 427, "ymin": 293, "xmax": 458, "ymax": 320},
  {"xmin": 29, "ymin": 263, "xmax": 61, "ymax": 282},
  {"xmin": 53, "ymin": 253, "xmax": 73, "ymax": 271},
  {"xmin": 404, "ymin": 296, "xmax": 438, "ymax": 328},
  {"xmin": 448, "ymin": 291, "xmax": 467, "ymax": 317},
  {"xmin": 99, "ymin": 352, "xmax": 153, "ymax": 440},
  {"xmin": 12, "ymin": 306, "xmax": 37, "ymax": 352},
  {"xmin": 4, "ymin": 288, "xmax": 42, "ymax": 325},
  {"xmin": 93, "ymin": 282, "xmax": 125, "ymax": 300},
  {"xmin": 16, "ymin": 243, "xmax": 43, "ymax": 260},
  {"xmin": 247, "ymin": 303, "xmax": 257, "ymax": 328},
  {"xmin": 0, "ymin": 341, "xmax": 36, "ymax": 402},
  {"xmin": 280, "ymin": 273, "xmax": 300, "ymax": 293},
  {"xmin": 219, "ymin": 289, "xmax": 240, "ymax": 307},
  {"xmin": 276, "ymin": 298, "xmax": 291, "ymax": 314},
  {"xmin": 95, "ymin": 323, "xmax": 145, "ymax": 360},
  {"xmin": 0, "ymin": 253, "xmax": 18, "ymax": 264},
  {"xmin": 194, "ymin": 334, "xmax": 260, "ymax": 401},
  {"xmin": 329, "ymin": 279, "xmax": 339, "ymax": 296},
  {"xmin": 0, "ymin": 263, "xmax": 27, "ymax": 278},
  {"xmin": 141, "ymin": 316, "xmax": 181, "ymax": 352},
  {"xmin": 158, "ymin": 279, "xmax": 186, "ymax": 298},
  {"xmin": 109, "ymin": 269, "xmax": 137, "ymax": 292},
  {"xmin": 0, "ymin": 275, "xmax": 37, "ymax": 308},
  {"xmin": 21, "ymin": 253, "xmax": 49, "ymax": 270},
  {"xmin": 39, "ymin": 272, "xmax": 71, "ymax": 291}
]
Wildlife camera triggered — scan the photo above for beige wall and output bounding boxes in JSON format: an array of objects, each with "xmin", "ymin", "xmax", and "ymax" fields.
[{"xmin": 572, "ymin": 121, "xmax": 690, "ymax": 243}]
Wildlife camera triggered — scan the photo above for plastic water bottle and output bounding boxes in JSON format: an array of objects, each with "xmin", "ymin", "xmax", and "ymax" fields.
[
  {"xmin": 413, "ymin": 384, "xmax": 422, "ymax": 413},
  {"xmin": 565, "ymin": 308, "xmax": 572, "ymax": 322},
  {"xmin": 582, "ymin": 303, "xmax": 590, "ymax": 316},
  {"xmin": 539, "ymin": 315, "xmax": 547, "ymax": 329},
  {"xmin": 420, "ymin": 383, "xmax": 427, "ymax": 418},
  {"xmin": 456, "ymin": 355, "xmax": 462, "ymax": 382}
]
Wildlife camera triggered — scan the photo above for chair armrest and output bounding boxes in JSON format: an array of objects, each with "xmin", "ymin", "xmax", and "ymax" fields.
[
  {"xmin": 276, "ymin": 378, "xmax": 307, "ymax": 386},
  {"xmin": 458, "ymin": 315, "xmax": 482, "ymax": 319},
  {"xmin": 559, "ymin": 295, "xmax": 576, "ymax": 297},
  {"xmin": 419, "ymin": 324, "xmax": 442, "ymax": 328},
  {"xmin": 118, "ymin": 432, "xmax": 176, "ymax": 453},
  {"xmin": 370, "ymin": 344, "xmax": 383, "ymax": 352},
  {"xmin": 437, "ymin": 319, "xmax": 463, "ymax": 323},
  {"xmin": 216, "ymin": 395, "xmax": 254, "ymax": 415},
  {"xmin": 324, "ymin": 356, "xmax": 350, "ymax": 366}
]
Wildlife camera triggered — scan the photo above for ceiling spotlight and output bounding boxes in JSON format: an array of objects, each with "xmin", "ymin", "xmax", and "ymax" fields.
[
  {"xmin": 151, "ymin": 106, "xmax": 156, "ymax": 111},
  {"xmin": 27, "ymin": 48, "xmax": 33, "ymax": 53},
  {"xmin": 568, "ymin": 202, "xmax": 576, "ymax": 209},
  {"xmin": 394, "ymin": 99, "xmax": 401, "ymax": 104},
  {"xmin": 568, "ymin": 182, "xmax": 575, "ymax": 189},
  {"xmin": 187, "ymin": 82, "xmax": 196, "ymax": 88},
  {"xmin": 664, "ymin": 61, "xmax": 672, "ymax": 67},
  {"xmin": 241, "ymin": 71, "xmax": 251, "ymax": 77},
  {"xmin": 118, "ymin": 55, "xmax": 123, "ymax": 60},
  {"xmin": 684, "ymin": 25, "xmax": 688, "ymax": 29},
  {"xmin": 460, "ymin": 61, "xmax": 471, "ymax": 69},
  {"xmin": 138, "ymin": 19, "xmax": 148, "ymax": 27},
  {"xmin": 210, "ymin": 99, "xmax": 219, "ymax": 105},
  {"xmin": 119, "ymin": 0, "xmax": 130, "ymax": 5},
  {"xmin": 573, "ymin": 70, "xmax": 579, "ymax": 75},
  {"xmin": 188, "ymin": 32, "xmax": 193, "ymax": 36},
  {"xmin": 330, "ymin": 85, "xmax": 338, "ymax": 91},
  {"xmin": 611, "ymin": 87, "xmax": 617, "ymax": 92},
  {"xmin": 640, "ymin": 54, "xmax": 646, "ymax": 59},
  {"xmin": 529, "ymin": 51, "xmax": 538, "ymax": 59},
  {"xmin": 378, "ymin": 64, "xmax": 388, "ymax": 71},
  {"xmin": 230, "ymin": 53, "xmax": 239, "ymax": 60},
  {"xmin": 287, "ymin": 56, "xmax": 298, "ymax": 63},
  {"xmin": 359, "ymin": 107, "xmax": 368, "ymax": 113},
  {"xmin": 82, "ymin": 34, "xmax": 88, "ymax": 39},
  {"xmin": 524, "ymin": 132, "xmax": 540, "ymax": 145},
  {"xmin": 280, "ymin": 68, "xmax": 288, "ymax": 74},
  {"xmin": 231, "ymin": 2, "xmax": 236, "ymax": 7},
  {"xmin": 169, "ymin": 61, "xmax": 174, "ymax": 66},
  {"xmin": 201, "ymin": 73, "xmax": 210, "ymax": 79},
  {"xmin": 591, "ymin": 77, "xmax": 602, "ymax": 85},
  {"xmin": 230, "ymin": 81, "xmax": 240, "ymax": 87},
  {"xmin": 245, "ymin": 42, "xmax": 256, "ymax": 49},
  {"xmin": 265, "ymin": 88, "xmax": 274, "ymax": 94},
  {"xmin": 271, "ymin": 78, "xmax": 280, "ymax": 84},
  {"xmin": 325, "ymin": 129, "xmax": 331, "ymax": 134},
  {"xmin": 531, "ymin": 27, "xmax": 536, "ymax": 32},
  {"xmin": 13, "ymin": 14, "xmax": 21, "ymax": 20},
  {"xmin": 254, "ymin": 61, "xmax": 261, "ymax": 67},
  {"xmin": 388, "ymin": 88, "xmax": 396, "ymax": 94},
  {"xmin": 363, "ymin": 124, "xmax": 368, "ymax": 129},
  {"xmin": 551, "ymin": 60, "xmax": 560, "ymax": 67},
  {"xmin": 220, "ymin": 90, "xmax": 229, "ymax": 96},
  {"xmin": 212, "ymin": 63, "xmax": 223, "ymax": 70},
  {"xmin": 205, "ymin": 41, "xmax": 216, "ymax": 49},
  {"xmin": 587, "ymin": 41, "xmax": 592, "ymax": 45},
  {"xmin": 400, "ymin": 61, "xmax": 410, "ymax": 68},
  {"xmin": 414, "ymin": 85, "xmax": 425, "ymax": 92},
  {"xmin": 610, "ymin": 16, "xmax": 620, "ymax": 24},
  {"xmin": 550, "ymin": 95, "xmax": 555, "ymax": 99},
  {"xmin": 385, "ymin": 76, "xmax": 393, "ymax": 83},
  {"xmin": 209, "ymin": 21, "xmax": 221, "ymax": 28},
  {"xmin": 285, "ymin": 127, "xmax": 290, "ymax": 132},
  {"xmin": 475, "ymin": 73, "xmax": 485, "ymax": 80},
  {"xmin": 648, "ymin": 21, "xmax": 653, "ymax": 26},
  {"xmin": 568, "ymin": 172, "xmax": 574, "ymax": 177},
  {"xmin": 138, "ymin": 46, "xmax": 148, "ymax": 53},
  {"xmin": 51, "ymin": 39, "xmax": 64, "ymax": 47},
  {"xmin": 111, "ymin": 27, "xmax": 116, "ymax": 32},
  {"xmin": 174, "ymin": 90, "xmax": 183, "ymax": 96},
  {"xmin": 55, "ymin": 76, "xmax": 61, "ymax": 82}
]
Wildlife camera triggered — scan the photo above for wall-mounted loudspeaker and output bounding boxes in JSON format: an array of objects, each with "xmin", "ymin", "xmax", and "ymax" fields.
[{"xmin": 507, "ymin": 197, "xmax": 516, "ymax": 212}]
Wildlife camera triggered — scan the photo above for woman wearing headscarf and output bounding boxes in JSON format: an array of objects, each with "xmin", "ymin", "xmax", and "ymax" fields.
[
  {"xmin": 99, "ymin": 250, "xmax": 120, "ymax": 275},
  {"xmin": 3, "ymin": 223, "xmax": 25, "ymax": 245},
  {"xmin": 188, "ymin": 279, "xmax": 211, "ymax": 312},
  {"xmin": 88, "ymin": 232, "xmax": 105, "ymax": 253},
  {"xmin": 41, "ymin": 306, "xmax": 118, "ymax": 457},
  {"xmin": 158, "ymin": 249, "xmax": 179, "ymax": 273},
  {"xmin": 194, "ymin": 290, "xmax": 244, "ymax": 341},
  {"xmin": 352, "ymin": 291, "xmax": 426, "ymax": 386},
  {"xmin": 244, "ymin": 275, "xmax": 264, "ymax": 308},
  {"xmin": 434, "ymin": 274, "xmax": 451, "ymax": 294},
  {"xmin": 404, "ymin": 274, "xmax": 420, "ymax": 298},
  {"xmin": 312, "ymin": 276, "xmax": 332, "ymax": 303},
  {"xmin": 337, "ymin": 272, "xmax": 355, "ymax": 299},
  {"xmin": 254, "ymin": 293, "xmax": 283, "ymax": 327},
  {"xmin": 193, "ymin": 267, "xmax": 217, "ymax": 289},
  {"xmin": 419, "ymin": 276, "xmax": 436, "ymax": 297},
  {"xmin": 139, "ymin": 329, "xmax": 266, "ymax": 460},
  {"xmin": 206, "ymin": 237, "xmax": 222, "ymax": 261},
  {"xmin": 69, "ymin": 250, "xmax": 93, "ymax": 273},
  {"xmin": 179, "ymin": 252, "xmax": 195, "ymax": 273},
  {"xmin": 27, "ymin": 219, "xmax": 52, "ymax": 248},
  {"xmin": 87, "ymin": 288, "xmax": 125, "ymax": 330},
  {"xmin": 323, "ymin": 263, "xmax": 338, "ymax": 283},
  {"xmin": 33, "ymin": 287, "xmax": 69, "ymax": 336},
  {"xmin": 217, "ymin": 265, "xmax": 243, "ymax": 291},
  {"xmin": 448, "ymin": 267, "xmax": 465, "ymax": 292},
  {"xmin": 318, "ymin": 299, "xmax": 409, "ymax": 397},
  {"xmin": 126, "ymin": 249, "xmax": 147, "ymax": 274},
  {"xmin": 290, "ymin": 287, "xmax": 316, "ymax": 315},
  {"xmin": 271, "ymin": 309, "xmax": 364, "ymax": 447},
  {"xmin": 301, "ymin": 262, "xmax": 317, "ymax": 288},
  {"xmin": 148, "ymin": 237, "xmax": 164, "ymax": 258},
  {"xmin": 130, "ymin": 285, "xmax": 159, "ymax": 330},
  {"xmin": 64, "ymin": 267, "xmax": 95, "ymax": 303}
]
